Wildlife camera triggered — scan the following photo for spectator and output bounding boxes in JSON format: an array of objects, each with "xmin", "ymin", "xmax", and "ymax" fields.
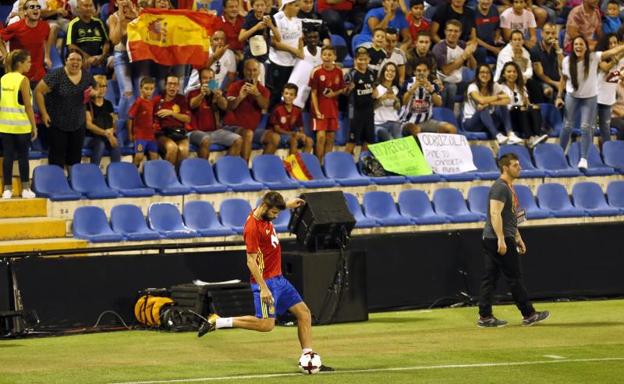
[
  {"xmin": 564, "ymin": 0, "xmax": 602, "ymax": 52},
  {"xmin": 309, "ymin": 46, "xmax": 348, "ymax": 162},
  {"xmin": 401, "ymin": 58, "xmax": 457, "ymax": 136},
  {"xmin": 128, "ymin": 77, "xmax": 159, "ymax": 167},
  {"xmin": 366, "ymin": 28, "xmax": 388, "ymax": 74},
  {"xmin": 374, "ymin": 62, "xmax": 403, "ymax": 141},
  {"xmin": 185, "ymin": 30, "xmax": 238, "ymax": 94},
  {"xmin": 497, "ymin": 61, "xmax": 547, "ymax": 147},
  {"xmin": 405, "ymin": 0, "xmax": 430, "ymax": 46},
  {"xmin": 66, "ymin": 0, "xmax": 110, "ymax": 74},
  {"xmin": 239, "ymin": 0, "xmax": 281, "ymax": 84},
  {"xmin": 530, "ymin": 22, "xmax": 563, "ymax": 102},
  {"xmin": 596, "ymin": 33, "xmax": 624, "ymax": 147},
  {"xmin": 462, "ymin": 64, "xmax": 515, "ymax": 145},
  {"xmin": 603, "ymin": 0, "xmax": 622, "ymax": 35},
  {"xmin": 474, "ymin": 0, "xmax": 502, "ymax": 64},
  {"xmin": 216, "ymin": 0, "xmax": 245, "ymax": 60},
  {"xmin": 108, "ymin": 0, "xmax": 139, "ymax": 121},
  {"xmin": 494, "ymin": 30, "xmax": 532, "ymax": 81},
  {"xmin": 432, "ymin": 19, "xmax": 477, "ymax": 109},
  {"xmin": 405, "ymin": 31, "xmax": 437, "ymax": 78},
  {"xmin": 0, "ymin": 0, "xmax": 51, "ymax": 85},
  {"xmin": 269, "ymin": 83, "xmax": 313, "ymax": 154},
  {"xmin": 345, "ymin": 47, "xmax": 377, "ymax": 154},
  {"xmin": 297, "ymin": 0, "xmax": 331, "ymax": 45},
  {"xmin": 610, "ymin": 81, "xmax": 624, "ymax": 140},
  {"xmin": 354, "ymin": 0, "xmax": 411, "ymax": 49},
  {"xmin": 188, "ymin": 68, "xmax": 242, "ymax": 159},
  {"xmin": 499, "ymin": 0, "xmax": 538, "ymax": 48},
  {"xmin": 85, "ymin": 75, "xmax": 120, "ymax": 165},
  {"xmin": 223, "ymin": 58, "xmax": 271, "ymax": 163},
  {"xmin": 430, "ymin": 0, "xmax": 476, "ymax": 44},
  {"xmin": 152, "ymin": 75, "xmax": 191, "ymax": 167},
  {"xmin": 35, "ymin": 50, "xmax": 95, "ymax": 169},
  {"xmin": 288, "ymin": 25, "xmax": 322, "ymax": 108},
  {"xmin": 318, "ymin": 0, "xmax": 366, "ymax": 45},
  {"xmin": 380, "ymin": 27, "xmax": 407, "ymax": 85},
  {"xmin": 0, "ymin": 50, "xmax": 37, "ymax": 199},
  {"xmin": 268, "ymin": 0, "xmax": 304, "ymax": 108}
]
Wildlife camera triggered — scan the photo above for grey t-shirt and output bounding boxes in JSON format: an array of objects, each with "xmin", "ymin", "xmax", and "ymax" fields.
[{"xmin": 483, "ymin": 179, "xmax": 517, "ymax": 239}]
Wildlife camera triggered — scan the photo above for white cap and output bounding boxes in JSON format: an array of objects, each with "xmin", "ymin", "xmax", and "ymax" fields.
[{"xmin": 280, "ymin": 0, "xmax": 297, "ymax": 10}]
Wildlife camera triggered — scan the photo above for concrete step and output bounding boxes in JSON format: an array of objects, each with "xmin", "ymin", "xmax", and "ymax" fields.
[
  {"xmin": 0, "ymin": 199, "xmax": 47, "ymax": 219},
  {"xmin": 0, "ymin": 217, "xmax": 67, "ymax": 241},
  {"xmin": 0, "ymin": 238, "xmax": 87, "ymax": 254}
]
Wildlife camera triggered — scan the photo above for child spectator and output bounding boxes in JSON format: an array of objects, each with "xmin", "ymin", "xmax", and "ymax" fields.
[
  {"xmin": 85, "ymin": 75, "xmax": 121, "ymax": 166},
  {"xmin": 239, "ymin": 0, "xmax": 281, "ymax": 67},
  {"xmin": 406, "ymin": 0, "xmax": 430, "ymax": 45},
  {"xmin": 345, "ymin": 47, "xmax": 378, "ymax": 154},
  {"xmin": 269, "ymin": 83, "xmax": 313, "ymax": 154},
  {"xmin": 128, "ymin": 77, "xmax": 159, "ymax": 167},
  {"xmin": 603, "ymin": 0, "xmax": 622, "ymax": 35},
  {"xmin": 366, "ymin": 28, "xmax": 388, "ymax": 74}
]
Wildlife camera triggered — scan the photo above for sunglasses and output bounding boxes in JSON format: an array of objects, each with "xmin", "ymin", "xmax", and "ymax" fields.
[
  {"xmin": 214, "ymin": 60, "xmax": 221, "ymax": 75},
  {"xmin": 25, "ymin": 4, "xmax": 42, "ymax": 10}
]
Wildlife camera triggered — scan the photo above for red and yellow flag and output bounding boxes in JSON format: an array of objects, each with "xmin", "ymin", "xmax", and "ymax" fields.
[{"xmin": 127, "ymin": 8, "xmax": 217, "ymax": 67}]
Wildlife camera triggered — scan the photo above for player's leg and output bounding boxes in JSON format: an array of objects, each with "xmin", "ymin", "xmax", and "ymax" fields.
[
  {"xmin": 289, "ymin": 302, "xmax": 312, "ymax": 350},
  {"xmin": 315, "ymin": 130, "xmax": 327, "ymax": 161}
]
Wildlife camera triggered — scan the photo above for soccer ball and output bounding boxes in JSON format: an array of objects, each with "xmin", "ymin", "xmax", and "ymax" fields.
[{"xmin": 298, "ymin": 351, "xmax": 322, "ymax": 374}]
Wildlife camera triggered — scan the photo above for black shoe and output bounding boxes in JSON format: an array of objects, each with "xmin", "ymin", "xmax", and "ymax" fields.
[
  {"xmin": 197, "ymin": 314, "xmax": 219, "ymax": 337},
  {"xmin": 319, "ymin": 365, "xmax": 335, "ymax": 372},
  {"xmin": 477, "ymin": 316, "xmax": 508, "ymax": 328},
  {"xmin": 523, "ymin": 311, "xmax": 550, "ymax": 326}
]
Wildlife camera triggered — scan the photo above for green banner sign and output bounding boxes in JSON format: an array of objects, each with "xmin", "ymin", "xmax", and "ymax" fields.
[{"xmin": 368, "ymin": 136, "xmax": 433, "ymax": 176}]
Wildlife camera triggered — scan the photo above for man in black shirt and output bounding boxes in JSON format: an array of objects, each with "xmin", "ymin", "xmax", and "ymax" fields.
[
  {"xmin": 478, "ymin": 153, "xmax": 550, "ymax": 328},
  {"xmin": 430, "ymin": 0, "xmax": 476, "ymax": 44},
  {"xmin": 345, "ymin": 47, "xmax": 377, "ymax": 154},
  {"xmin": 66, "ymin": 0, "xmax": 110, "ymax": 74},
  {"xmin": 530, "ymin": 22, "xmax": 563, "ymax": 103}
]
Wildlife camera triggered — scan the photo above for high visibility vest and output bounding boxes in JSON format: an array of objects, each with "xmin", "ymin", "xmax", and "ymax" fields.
[{"xmin": 0, "ymin": 72, "xmax": 31, "ymax": 134}]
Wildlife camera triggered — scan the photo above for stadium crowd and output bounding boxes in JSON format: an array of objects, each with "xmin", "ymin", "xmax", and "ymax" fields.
[{"xmin": 1, "ymin": 0, "xmax": 624, "ymax": 200}]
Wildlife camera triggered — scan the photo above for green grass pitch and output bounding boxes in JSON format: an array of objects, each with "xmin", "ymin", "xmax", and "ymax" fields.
[{"xmin": 1, "ymin": 299, "xmax": 623, "ymax": 384}]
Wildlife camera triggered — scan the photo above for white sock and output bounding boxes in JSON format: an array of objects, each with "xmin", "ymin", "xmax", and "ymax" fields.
[
  {"xmin": 302, "ymin": 348, "xmax": 313, "ymax": 354},
  {"xmin": 215, "ymin": 317, "xmax": 233, "ymax": 329}
]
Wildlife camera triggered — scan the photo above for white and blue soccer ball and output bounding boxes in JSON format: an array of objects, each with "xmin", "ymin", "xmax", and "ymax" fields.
[{"xmin": 298, "ymin": 351, "xmax": 322, "ymax": 374}]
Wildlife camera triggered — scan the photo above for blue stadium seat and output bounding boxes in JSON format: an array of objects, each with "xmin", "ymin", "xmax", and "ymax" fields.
[
  {"xmin": 298, "ymin": 153, "xmax": 337, "ymax": 188},
  {"xmin": 69, "ymin": 163, "xmax": 120, "ymax": 199},
  {"xmin": 397, "ymin": 189, "xmax": 448, "ymax": 225},
  {"xmin": 572, "ymin": 182, "xmax": 621, "ymax": 217},
  {"xmin": 432, "ymin": 188, "xmax": 483, "ymax": 223},
  {"xmin": 110, "ymin": 204, "xmax": 161, "ymax": 241},
  {"xmin": 143, "ymin": 160, "xmax": 191, "ymax": 195},
  {"xmin": 432, "ymin": 107, "xmax": 461, "ymax": 131},
  {"xmin": 32, "ymin": 165, "xmax": 82, "ymax": 201},
  {"xmin": 323, "ymin": 152, "xmax": 372, "ymax": 186},
  {"xmin": 407, "ymin": 173, "xmax": 443, "ymax": 183},
  {"xmin": 106, "ymin": 162, "xmax": 155, "ymax": 197},
  {"xmin": 183, "ymin": 200, "xmax": 235, "ymax": 237},
  {"xmin": 209, "ymin": 0, "xmax": 223, "ymax": 14},
  {"xmin": 254, "ymin": 198, "xmax": 291, "ymax": 232},
  {"xmin": 252, "ymin": 155, "xmax": 301, "ymax": 190},
  {"xmin": 470, "ymin": 145, "xmax": 500, "ymax": 180},
  {"xmin": 179, "ymin": 158, "xmax": 229, "ymax": 193},
  {"xmin": 606, "ymin": 181, "xmax": 624, "ymax": 212},
  {"xmin": 602, "ymin": 141, "xmax": 624, "ymax": 174},
  {"xmin": 358, "ymin": 152, "xmax": 407, "ymax": 185},
  {"xmin": 533, "ymin": 143, "xmax": 582, "ymax": 177},
  {"xmin": 343, "ymin": 192, "xmax": 378, "ymax": 228},
  {"xmin": 536, "ymin": 183, "xmax": 586, "ymax": 218},
  {"xmin": 148, "ymin": 203, "xmax": 198, "ymax": 239},
  {"xmin": 514, "ymin": 184, "xmax": 552, "ymax": 219},
  {"xmin": 362, "ymin": 191, "xmax": 412, "ymax": 226},
  {"xmin": 72, "ymin": 206, "xmax": 124, "ymax": 243},
  {"xmin": 466, "ymin": 186, "xmax": 489, "ymax": 220},
  {"xmin": 335, "ymin": 112, "xmax": 349, "ymax": 146},
  {"xmin": 498, "ymin": 145, "xmax": 546, "ymax": 178},
  {"xmin": 330, "ymin": 34, "xmax": 353, "ymax": 67},
  {"xmin": 566, "ymin": 142, "xmax": 615, "ymax": 176},
  {"xmin": 214, "ymin": 156, "xmax": 265, "ymax": 191},
  {"xmin": 220, "ymin": 199, "xmax": 252, "ymax": 234},
  {"xmin": 539, "ymin": 103, "xmax": 563, "ymax": 137}
]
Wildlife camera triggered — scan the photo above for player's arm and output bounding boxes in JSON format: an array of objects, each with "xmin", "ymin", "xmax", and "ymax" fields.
[
  {"xmin": 489, "ymin": 199, "xmax": 507, "ymax": 255},
  {"xmin": 246, "ymin": 252, "xmax": 273, "ymax": 303},
  {"xmin": 286, "ymin": 198, "xmax": 305, "ymax": 209}
]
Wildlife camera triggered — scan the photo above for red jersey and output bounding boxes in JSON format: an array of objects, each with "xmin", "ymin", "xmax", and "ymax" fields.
[
  {"xmin": 0, "ymin": 19, "xmax": 50, "ymax": 82},
  {"xmin": 406, "ymin": 15, "xmax": 430, "ymax": 42},
  {"xmin": 269, "ymin": 103, "xmax": 303, "ymax": 132},
  {"xmin": 215, "ymin": 15, "xmax": 244, "ymax": 52},
  {"xmin": 309, "ymin": 65, "xmax": 344, "ymax": 119},
  {"xmin": 243, "ymin": 213, "xmax": 281, "ymax": 282},
  {"xmin": 223, "ymin": 80, "xmax": 270, "ymax": 131},
  {"xmin": 187, "ymin": 89, "xmax": 217, "ymax": 132},
  {"xmin": 152, "ymin": 94, "xmax": 189, "ymax": 130},
  {"xmin": 128, "ymin": 97, "xmax": 155, "ymax": 140},
  {"xmin": 317, "ymin": 0, "xmax": 353, "ymax": 12}
]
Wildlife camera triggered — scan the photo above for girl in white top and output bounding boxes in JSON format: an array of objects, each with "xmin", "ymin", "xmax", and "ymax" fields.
[
  {"xmin": 596, "ymin": 33, "xmax": 624, "ymax": 147},
  {"xmin": 373, "ymin": 62, "xmax": 402, "ymax": 142},
  {"xmin": 462, "ymin": 64, "xmax": 516, "ymax": 145},
  {"xmin": 556, "ymin": 35, "xmax": 624, "ymax": 169}
]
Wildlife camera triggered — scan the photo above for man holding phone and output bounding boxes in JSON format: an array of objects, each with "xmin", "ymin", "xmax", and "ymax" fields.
[{"xmin": 530, "ymin": 22, "xmax": 563, "ymax": 103}]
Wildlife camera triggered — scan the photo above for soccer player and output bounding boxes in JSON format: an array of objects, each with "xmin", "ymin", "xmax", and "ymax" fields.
[{"xmin": 198, "ymin": 192, "xmax": 332, "ymax": 370}]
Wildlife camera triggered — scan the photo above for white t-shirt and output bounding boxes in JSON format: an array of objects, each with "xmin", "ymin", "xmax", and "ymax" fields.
[
  {"xmin": 183, "ymin": 47, "xmax": 237, "ymax": 94},
  {"xmin": 499, "ymin": 8, "xmax": 537, "ymax": 36},
  {"xmin": 562, "ymin": 51, "xmax": 603, "ymax": 98},
  {"xmin": 269, "ymin": 11, "xmax": 303, "ymax": 67},
  {"xmin": 494, "ymin": 44, "xmax": 533, "ymax": 82},
  {"xmin": 436, "ymin": 44, "xmax": 464, "ymax": 83},
  {"xmin": 374, "ymin": 84, "xmax": 401, "ymax": 124},
  {"xmin": 499, "ymin": 83, "xmax": 530, "ymax": 109},
  {"xmin": 463, "ymin": 82, "xmax": 506, "ymax": 120},
  {"xmin": 380, "ymin": 48, "xmax": 406, "ymax": 70},
  {"xmin": 597, "ymin": 58, "xmax": 624, "ymax": 106},
  {"xmin": 288, "ymin": 46, "xmax": 322, "ymax": 108}
]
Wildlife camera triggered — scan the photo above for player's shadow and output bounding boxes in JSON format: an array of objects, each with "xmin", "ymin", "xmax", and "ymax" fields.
[{"xmin": 534, "ymin": 321, "xmax": 624, "ymax": 328}]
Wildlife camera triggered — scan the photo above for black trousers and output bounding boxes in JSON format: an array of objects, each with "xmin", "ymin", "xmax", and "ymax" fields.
[
  {"xmin": 268, "ymin": 62, "xmax": 294, "ymax": 110},
  {"xmin": 1, "ymin": 132, "xmax": 31, "ymax": 186},
  {"xmin": 478, "ymin": 237, "xmax": 535, "ymax": 318},
  {"xmin": 48, "ymin": 126, "xmax": 85, "ymax": 168},
  {"xmin": 510, "ymin": 107, "xmax": 544, "ymax": 139}
]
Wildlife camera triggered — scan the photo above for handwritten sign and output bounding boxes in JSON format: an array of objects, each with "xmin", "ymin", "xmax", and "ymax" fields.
[
  {"xmin": 368, "ymin": 136, "xmax": 432, "ymax": 176},
  {"xmin": 417, "ymin": 133, "xmax": 476, "ymax": 174}
]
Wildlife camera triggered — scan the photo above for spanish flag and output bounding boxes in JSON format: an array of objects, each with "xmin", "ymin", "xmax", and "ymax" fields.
[
  {"xmin": 127, "ymin": 8, "xmax": 217, "ymax": 67},
  {"xmin": 284, "ymin": 153, "xmax": 313, "ymax": 181}
]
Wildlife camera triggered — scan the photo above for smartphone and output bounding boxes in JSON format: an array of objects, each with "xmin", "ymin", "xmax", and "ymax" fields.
[{"xmin": 208, "ymin": 79, "xmax": 219, "ymax": 90}]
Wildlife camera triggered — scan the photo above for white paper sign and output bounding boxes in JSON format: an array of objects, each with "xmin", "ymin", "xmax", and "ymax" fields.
[{"xmin": 417, "ymin": 133, "xmax": 477, "ymax": 174}]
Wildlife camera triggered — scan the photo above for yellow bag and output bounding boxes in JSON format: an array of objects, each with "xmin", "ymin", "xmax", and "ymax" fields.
[{"xmin": 134, "ymin": 295, "xmax": 174, "ymax": 327}]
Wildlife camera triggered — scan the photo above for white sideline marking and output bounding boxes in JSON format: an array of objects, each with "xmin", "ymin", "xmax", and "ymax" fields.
[
  {"xmin": 110, "ymin": 357, "xmax": 624, "ymax": 384},
  {"xmin": 543, "ymin": 355, "xmax": 566, "ymax": 359}
]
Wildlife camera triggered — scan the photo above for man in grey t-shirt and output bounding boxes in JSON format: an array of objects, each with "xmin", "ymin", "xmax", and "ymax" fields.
[{"xmin": 477, "ymin": 153, "xmax": 550, "ymax": 328}]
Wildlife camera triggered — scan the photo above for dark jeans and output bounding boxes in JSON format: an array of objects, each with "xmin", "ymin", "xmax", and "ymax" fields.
[
  {"xmin": 48, "ymin": 126, "xmax": 85, "ymax": 168},
  {"xmin": 268, "ymin": 62, "xmax": 294, "ymax": 109},
  {"xmin": 463, "ymin": 107, "xmax": 512, "ymax": 138},
  {"xmin": 84, "ymin": 135, "xmax": 121, "ymax": 166},
  {"xmin": 510, "ymin": 106, "xmax": 544, "ymax": 138},
  {"xmin": 478, "ymin": 237, "xmax": 535, "ymax": 318},
  {"xmin": 1, "ymin": 132, "xmax": 31, "ymax": 186}
]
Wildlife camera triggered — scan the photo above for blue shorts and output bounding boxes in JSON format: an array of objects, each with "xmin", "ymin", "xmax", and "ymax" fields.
[
  {"xmin": 252, "ymin": 275, "xmax": 303, "ymax": 319},
  {"xmin": 134, "ymin": 139, "xmax": 158, "ymax": 154}
]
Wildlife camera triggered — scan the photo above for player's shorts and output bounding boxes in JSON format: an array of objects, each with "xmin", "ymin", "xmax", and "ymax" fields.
[
  {"xmin": 252, "ymin": 275, "xmax": 303, "ymax": 319},
  {"xmin": 313, "ymin": 117, "xmax": 338, "ymax": 132},
  {"xmin": 188, "ymin": 129, "xmax": 241, "ymax": 148},
  {"xmin": 348, "ymin": 112, "xmax": 375, "ymax": 145},
  {"xmin": 134, "ymin": 139, "xmax": 158, "ymax": 154}
]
